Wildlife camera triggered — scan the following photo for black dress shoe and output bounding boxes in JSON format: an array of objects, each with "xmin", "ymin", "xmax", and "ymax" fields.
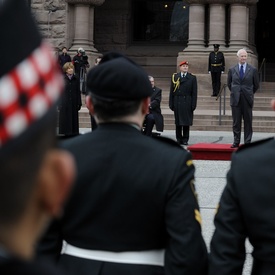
[{"xmin": 230, "ymin": 143, "xmax": 239, "ymax": 148}]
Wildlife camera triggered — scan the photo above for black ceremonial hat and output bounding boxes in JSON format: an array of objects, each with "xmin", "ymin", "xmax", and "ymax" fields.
[
  {"xmin": 213, "ymin": 44, "xmax": 220, "ymax": 48},
  {"xmin": 86, "ymin": 52, "xmax": 152, "ymax": 100},
  {"xmin": 0, "ymin": 0, "xmax": 64, "ymax": 154}
]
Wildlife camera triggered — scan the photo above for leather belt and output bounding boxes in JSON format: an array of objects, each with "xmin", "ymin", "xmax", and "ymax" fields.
[
  {"xmin": 62, "ymin": 243, "xmax": 165, "ymax": 266},
  {"xmin": 211, "ymin": 63, "xmax": 222, "ymax": 66}
]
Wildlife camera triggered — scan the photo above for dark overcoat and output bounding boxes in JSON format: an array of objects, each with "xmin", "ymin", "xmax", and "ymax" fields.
[
  {"xmin": 58, "ymin": 74, "xmax": 82, "ymax": 136},
  {"xmin": 209, "ymin": 138, "xmax": 275, "ymax": 275},
  {"xmin": 149, "ymin": 86, "xmax": 164, "ymax": 131},
  {"xmin": 36, "ymin": 123, "xmax": 208, "ymax": 275},
  {"xmin": 169, "ymin": 72, "xmax": 197, "ymax": 126}
]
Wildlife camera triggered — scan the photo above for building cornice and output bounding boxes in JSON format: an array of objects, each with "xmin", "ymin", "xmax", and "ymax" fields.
[
  {"xmin": 187, "ymin": 0, "xmax": 258, "ymax": 4},
  {"xmin": 65, "ymin": 0, "xmax": 105, "ymax": 6}
]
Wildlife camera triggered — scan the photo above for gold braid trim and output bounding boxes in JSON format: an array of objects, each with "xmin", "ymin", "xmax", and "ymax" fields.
[{"xmin": 172, "ymin": 73, "xmax": 180, "ymax": 92}]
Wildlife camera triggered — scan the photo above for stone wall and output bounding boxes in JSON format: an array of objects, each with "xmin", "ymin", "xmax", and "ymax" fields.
[
  {"xmin": 94, "ymin": 0, "xmax": 130, "ymax": 53},
  {"xmin": 31, "ymin": 0, "xmax": 67, "ymax": 52}
]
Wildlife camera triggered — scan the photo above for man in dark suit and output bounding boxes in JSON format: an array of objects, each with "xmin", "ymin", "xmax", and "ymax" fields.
[
  {"xmin": 227, "ymin": 48, "xmax": 259, "ymax": 148},
  {"xmin": 208, "ymin": 99, "xmax": 275, "ymax": 275},
  {"xmin": 143, "ymin": 75, "xmax": 164, "ymax": 136},
  {"xmin": 36, "ymin": 52, "xmax": 208, "ymax": 275},
  {"xmin": 0, "ymin": 1, "xmax": 75, "ymax": 274},
  {"xmin": 208, "ymin": 44, "xmax": 225, "ymax": 97},
  {"xmin": 169, "ymin": 61, "xmax": 197, "ymax": 146}
]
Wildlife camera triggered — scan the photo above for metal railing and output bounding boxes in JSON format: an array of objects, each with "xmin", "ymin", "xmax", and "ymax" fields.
[
  {"xmin": 216, "ymin": 83, "xmax": 227, "ymax": 125},
  {"xmin": 258, "ymin": 58, "xmax": 266, "ymax": 92}
]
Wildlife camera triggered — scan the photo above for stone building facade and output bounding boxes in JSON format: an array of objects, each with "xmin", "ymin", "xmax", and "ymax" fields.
[{"xmin": 32, "ymin": 0, "xmax": 273, "ymax": 91}]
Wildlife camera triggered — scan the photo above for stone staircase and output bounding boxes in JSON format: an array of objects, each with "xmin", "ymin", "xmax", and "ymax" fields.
[{"xmin": 79, "ymin": 81, "xmax": 275, "ymax": 133}]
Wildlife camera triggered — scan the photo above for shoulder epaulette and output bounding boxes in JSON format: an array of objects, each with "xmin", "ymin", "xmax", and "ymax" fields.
[
  {"xmin": 236, "ymin": 137, "xmax": 274, "ymax": 152},
  {"xmin": 152, "ymin": 135, "xmax": 184, "ymax": 149},
  {"xmin": 172, "ymin": 73, "xmax": 180, "ymax": 92}
]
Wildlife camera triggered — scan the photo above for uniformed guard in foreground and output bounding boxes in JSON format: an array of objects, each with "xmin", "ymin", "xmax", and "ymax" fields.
[
  {"xmin": 36, "ymin": 52, "xmax": 208, "ymax": 275},
  {"xmin": 0, "ymin": 0, "xmax": 75, "ymax": 274},
  {"xmin": 209, "ymin": 99, "xmax": 275, "ymax": 274}
]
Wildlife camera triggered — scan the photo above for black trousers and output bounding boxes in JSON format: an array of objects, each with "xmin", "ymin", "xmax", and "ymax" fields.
[
  {"xmin": 210, "ymin": 72, "xmax": 221, "ymax": 96},
  {"xmin": 231, "ymin": 93, "xmax": 253, "ymax": 144},
  {"xmin": 176, "ymin": 125, "xmax": 190, "ymax": 143},
  {"xmin": 143, "ymin": 114, "xmax": 155, "ymax": 136}
]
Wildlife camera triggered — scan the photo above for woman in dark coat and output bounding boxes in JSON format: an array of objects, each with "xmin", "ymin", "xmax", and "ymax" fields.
[
  {"xmin": 169, "ymin": 61, "xmax": 197, "ymax": 145},
  {"xmin": 58, "ymin": 62, "xmax": 82, "ymax": 136}
]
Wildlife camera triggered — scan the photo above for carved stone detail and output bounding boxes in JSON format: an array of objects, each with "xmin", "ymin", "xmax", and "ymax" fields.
[{"xmin": 65, "ymin": 0, "xmax": 105, "ymax": 6}]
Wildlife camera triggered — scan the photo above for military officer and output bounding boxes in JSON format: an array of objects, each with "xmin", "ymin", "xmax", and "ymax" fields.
[
  {"xmin": 36, "ymin": 52, "xmax": 208, "ymax": 275},
  {"xmin": 208, "ymin": 44, "xmax": 225, "ymax": 97},
  {"xmin": 209, "ymin": 96, "xmax": 275, "ymax": 274},
  {"xmin": 169, "ymin": 61, "xmax": 197, "ymax": 146}
]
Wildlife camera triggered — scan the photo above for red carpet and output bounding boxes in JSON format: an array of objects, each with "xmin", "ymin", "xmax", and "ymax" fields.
[{"xmin": 187, "ymin": 143, "xmax": 238, "ymax": 161}]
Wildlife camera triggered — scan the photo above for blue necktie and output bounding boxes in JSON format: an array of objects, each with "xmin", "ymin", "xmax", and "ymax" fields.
[{"xmin": 240, "ymin": 65, "xmax": 244, "ymax": 79}]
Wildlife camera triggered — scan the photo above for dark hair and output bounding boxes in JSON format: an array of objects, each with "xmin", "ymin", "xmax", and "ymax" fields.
[
  {"xmin": 0, "ymin": 111, "xmax": 57, "ymax": 226},
  {"xmin": 90, "ymin": 95, "xmax": 142, "ymax": 121}
]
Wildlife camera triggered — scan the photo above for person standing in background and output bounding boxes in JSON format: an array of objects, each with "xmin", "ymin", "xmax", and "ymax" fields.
[
  {"xmin": 143, "ymin": 75, "xmax": 164, "ymax": 136},
  {"xmin": 58, "ymin": 47, "xmax": 71, "ymax": 70},
  {"xmin": 227, "ymin": 48, "xmax": 259, "ymax": 148},
  {"xmin": 58, "ymin": 62, "xmax": 82, "ymax": 137},
  {"xmin": 208, "ymin": 44, "xmax": 225, "ymax": 97},
  {"xmin": 89, "ymin": 56, "xmax": 102, "ymax": 131},
  {"xmin": 169, "ymin": 61, "xmax": 197, "ymax": 146}
]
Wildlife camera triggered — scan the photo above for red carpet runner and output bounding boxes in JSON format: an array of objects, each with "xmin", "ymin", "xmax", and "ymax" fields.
[{"xmin": 187, "ymin": 143, "xmax": 238, "ymax": 161}]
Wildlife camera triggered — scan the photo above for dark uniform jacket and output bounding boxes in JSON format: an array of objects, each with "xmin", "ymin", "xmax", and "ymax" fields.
[
  {"xmin": 0, "ymin": 256, "xmax": 65, "ymax": 275},
  {"xmin": 209, "ymin": 138, "xmax": 275, "ymax": 275},
  {"xmin": 208, "ymin": 51, "xmax": 225, "ymax": 73},
  {"xmin": 148, "ymin": 86, "xmax": 164, "ymax": 132},
  {"xmin": 227, "ymin": 63, "xmax": 259, "ymax": 108},
  {"xmin": 36, "ymin": 123, "xmax": 208, "ymax": 275},
  {"xmin": 58, "ymin": 74, "xmax": 82, "ymax": 136},
  {"xmin": 169, "ymin": 72, "xmax": 197, "ymax": 126}
]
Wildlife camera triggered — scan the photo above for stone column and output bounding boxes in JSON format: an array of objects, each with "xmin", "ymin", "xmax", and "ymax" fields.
[
  {"xmin": 186, "ymin": 2, "xmax": 206, "ymax": 50},
  {"xmin": 66, "ymin": 0, "xmax": 105, "ymax": 54},
  {"xmin": 248, "ymin": 3, "xmax": 257, "ymax": 54},
  {"xmin": 208, "ymin": 3, "xmax": 226, "ymax": 48},
  {"xmin": 229, "ymin": 4, "xmax": 249, "ymax": 49}
]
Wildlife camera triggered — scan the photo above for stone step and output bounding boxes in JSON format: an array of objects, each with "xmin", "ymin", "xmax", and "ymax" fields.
[
  {"xmin": 78, "ymin": 81, "xmax": 275, "ymax": 133},
  {"xmin": 78, "ymin": 108, "xmax": 275, "ymax": 132}
]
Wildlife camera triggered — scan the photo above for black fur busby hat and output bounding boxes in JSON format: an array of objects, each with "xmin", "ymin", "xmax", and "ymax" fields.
[
  {"xmin": 0, "ymin": 0, "xmax": 64, "ymax": 155},
  {"xmin": 86, "ymin": 51, "xmax": 152, "ymax": 100}
]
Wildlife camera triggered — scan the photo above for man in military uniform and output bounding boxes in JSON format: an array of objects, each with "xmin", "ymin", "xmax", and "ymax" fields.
[
  {"xmin": 169, "ymin": 61, "xmax": 197, "ymax": 146},
  {"xmin": 36, "ymin": 52, "xmax": 208, "ymax": 275},
  {"xmin": 208, "ymin": 44, "xmax": 225, "ymax": 97},
  {"xmin": 208, "ymin": 97, "xmax": 275, "ymax": 274}
]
